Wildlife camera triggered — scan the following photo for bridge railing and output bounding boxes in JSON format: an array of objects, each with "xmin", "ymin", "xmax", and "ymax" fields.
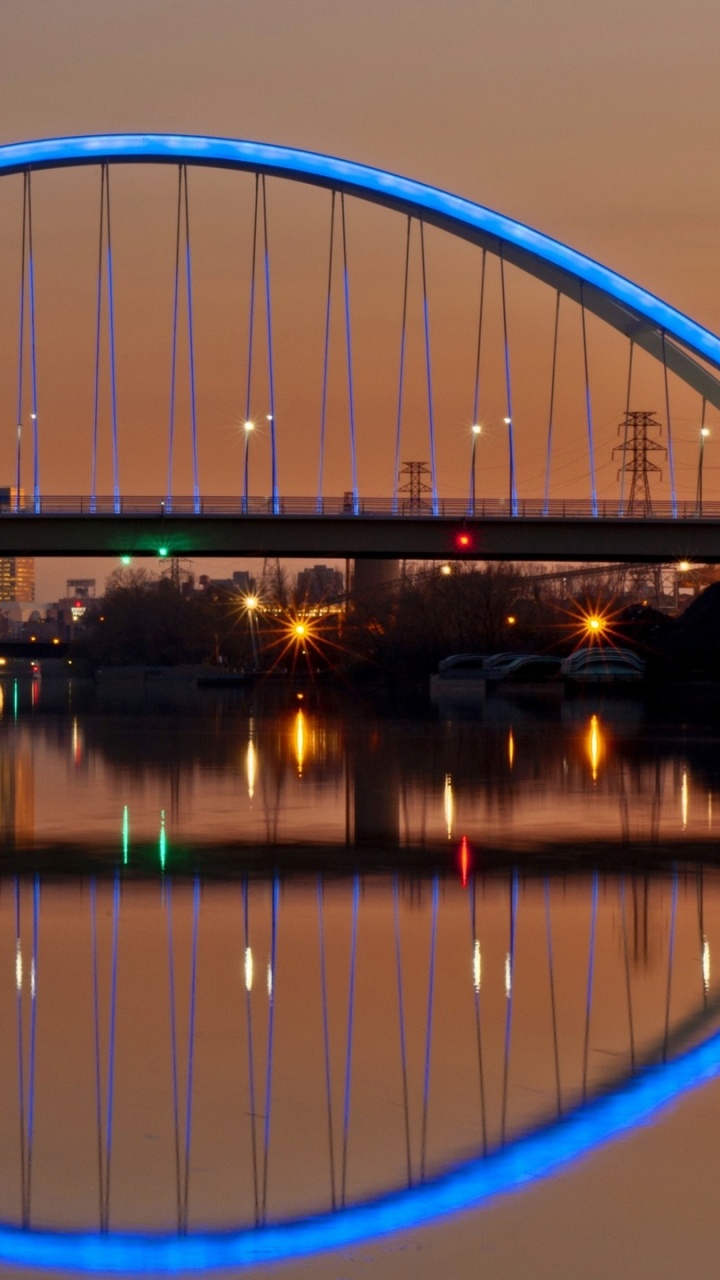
[{"xmin": 4, "ymin": 496, "xmax": 720, "ymax": 519}]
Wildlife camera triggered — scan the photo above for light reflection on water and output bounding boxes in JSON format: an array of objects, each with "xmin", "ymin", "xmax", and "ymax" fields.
[
  {"xmin": 1, "ymin": 868, "xmax": 720, "ymax": 1236},
  {"xmin": 0, "ymin": 682, "xmax": 718, "ymax": 857}
]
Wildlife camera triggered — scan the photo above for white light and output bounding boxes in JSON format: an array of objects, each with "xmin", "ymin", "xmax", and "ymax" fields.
[
  {"xmin": 30, "ymin": 413, "xmax": 37, "ymax": 421},
  {"xmin": 30, "ymin": 958, "xmax": 36, "ymax": 1000},
  {"xmin": 444, "ymin": 773, "xmax": 453, "ymax": 839},
  {"xmin": 471, "ymin": 423, "xmax": 481, "ymax": 435},
  {"xmin": 503, "ymin": 417, "xmax": 511, "ymax": 425},
  {"xmin": 244, "ymin": 420, "xmax": 254, "ymax": 432},
  {"xmin": 15, "ymin": 943, "xmax": 22, "ymax": 992},
  {"xmin": 267, "ymin": 962, "xmax": 273, "ymax": 999},
  {"xmin": 473, "ymin": 939, "xmax": 481, "ymax": 993},
  {"xmin": 681, "ymin": 770, "xmax": 688, "ymax": 829},
  {"xmin": 244, "ymin": 946, "xmax": 253, "ymax": 991},
  {"xmin": 701, "ymin": 427, "xmax": 711, "ymax": 438},
  {"xmin": 703, "ymin": 936, "xmax": 710, "ymax": 994},
  {"xmin": 504, "ymin": 952, "xmax": 512, "ymax": 998},
  {"xmin": 266, "ymin": 414, "xmax": 273, "ymax": 422},
  {"xmin": 246, "ymin": 740, "xmax": 256, "ymax": 800}
]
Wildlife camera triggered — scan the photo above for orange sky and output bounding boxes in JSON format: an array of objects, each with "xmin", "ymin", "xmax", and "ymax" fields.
[{"xmin": 1, "ymin": 0, "xmax": 720, "ymax": 598}]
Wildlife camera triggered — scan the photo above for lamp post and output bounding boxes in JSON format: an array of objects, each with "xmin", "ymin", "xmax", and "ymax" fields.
[
  {"xmin": 697, "ymin": 426, "xmax": 710, "ymax": 515},
  {"xmin": 504, "ymin": 417, "xmax": 515, "ymax": 514},
  {"xmin": 243, "ymin": 419, "xmax": 254, "ymax": 513},
  {"xmin": 470, "ymin": 424, "xmax": 481, "ymax": 514}
]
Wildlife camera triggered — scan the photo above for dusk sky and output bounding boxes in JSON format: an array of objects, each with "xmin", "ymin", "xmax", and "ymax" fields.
[{"xmin": 2, "ymin": 0, "xmax": 720, "ymax": 597}]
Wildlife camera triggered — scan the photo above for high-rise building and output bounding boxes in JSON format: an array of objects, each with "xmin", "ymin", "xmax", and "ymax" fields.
[{"xmin": 0, "ymin": 558, "xmax": 35, "ymax": 601}]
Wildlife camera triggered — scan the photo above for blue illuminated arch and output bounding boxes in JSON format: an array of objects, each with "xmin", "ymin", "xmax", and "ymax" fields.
[
  {"xmin": 0, "ymin": 1025, "xmax": 716, "ymax": 1270},
  {"xmin": 0, "ymin": 133, "xmax": 719, "ymax": 406}
]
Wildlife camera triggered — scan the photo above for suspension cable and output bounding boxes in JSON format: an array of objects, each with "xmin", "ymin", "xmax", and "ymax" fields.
[
  {"xmin": 261, "ymin": 177, "xmax": 278, "ymax": 513},
  {"xmin": 581, "ymin": 872, "xmax": 598, "ymax": 1103},
  {"xmin": 242, "ymin": 880, "xmax": 260, "ymax": 1225},
  {"xmin": 499, "ymin": 251, "xmax": 517, "ymax": 516},
  {"xmin": 182, "ymin": 168, "xmax": 200, "ymax": 512},
  {"xmin": 26, "ymin": 172, "xmax": 40, "ymax": 512},
  {"xmin": 340, "ymin": 195, "xmax": 358, "ymax": 513},
  {"xmin": 260, "ymin": 875, "xmax": 279, "ymax": 1222},
  {"xmin": 619, "ymin": 341, "xmax": 634, "ymax": 514},
  {"xmin": 340, "ymin": 875, "xmax": 359, "ymax": 1207},
  {"xmin": 244, "ymin": 173, "xmax": 260, "ymax": 503},
  {"xmin": 103, "ymin": 167, "xmax": 120, "ymax": 512},
  {"xmin": 419, "ymin": 221, "xmax": 438, "ymax": 516},
  {"xmin": 419, "ymin": 876, "xmax": 439, "ymax": 1181},
  {"xmin": 543, "ymin": 291, "xmax": 561, "ymax": 515},
  {"xmin": 91, "ymin": 167, "xmax": 106, "ymax": 512},
  {"xmin": 579, "ymin": 285, "xmax": 598, "ymax": 517},
  {"xmin": 182, "ymin": 876, "xmax": 200, "ymax": 1232},
  {"xmin": 167, "ymin": 167, "xmax": 182, "ymax": 507},
  {"xmin": 661, "ymin": 330, "xmax": 678, "ymax": 516},
  {"xmin": 317, "ymin": 193, "xmax": 336, "ymax": 511},
  {"xmin": 16, "ymin": 172, "xmax": 28, "ymax": 512},
  {"xmin": 317, "ymin": 878, "xmax": 337, "ymax": 1207},
  {"xmin": 469, "ymin": 250, "xmax": 487, "ymax": 513},
  {"xmin": 393, "ymin": 218, "xmax": 412, "ymax": 511},
  {"xmin": 393, "ymin": 876, "xmax": 413, "ymax": 1187}
]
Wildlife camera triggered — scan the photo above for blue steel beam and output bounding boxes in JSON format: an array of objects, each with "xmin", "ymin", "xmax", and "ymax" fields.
[{"xmin": 0, "ymin": 135, "xmax": 719, "ymax": 405}]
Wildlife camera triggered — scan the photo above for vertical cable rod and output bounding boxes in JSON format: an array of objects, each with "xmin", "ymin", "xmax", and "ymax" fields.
[
  {"xmin": 419, "ymin": 876, "xmax": 439, "ymax": 1181},
  {"xmin": 340, "ymin": 875, "xmax": 359, "ymax": 1207},
  {"xmin": 91, "ymin": 166, "xmax": 106, "ymax": 512},
  {"xmin": 316, "ymin": 878, "xmax": 337, "ymax": 1207},
  {"xmin": 15, "ymin": 172, "xmax": 28, "ymax": 512},
  {"xmin": 543, "ymin": 291, "xmax": 561, "ymax": 515},
  {"xmin": 469, "ymin": 876, "xmax": 487, "ymax": 1154},
  {"xmin": 103, "ymin": 167, "xmax": 120, "ymax": 512},
  {"xmin": 419, "ymin": 221, "xmax": 438, "ymax": 515},
  {"xmin": 393, "ymin": 876, "xmax": 413, "ymax": 1187},
  {"xmin": 243, "ymin": 176, "xmax": 260, "ymax": 511},
  {"xmin": 317, "ymin": 193, "xmax": 336, "ymax": 512},
  {"xmin": 579, "ymin": 285, "xmax": 598, "ymax": 517},
  {"xmin": 619, "ymin": 341, "xmax": 634, "ymax": 515},
  {"xmin": 26, "ymin": 173, "xmax": 40, "ymax": 512},
  {"xmin": 544, "ymin": 878, "xmax": 562, "ymax": 1116},
  {"xmin": 581, "ymin": 872, "xmax": 598, "ymax": 1102},
  {"xmin": 340, "ymin": 195, "xmax": 358, "ymax": 513},
  {"xmin": 182, "ymin": 168, "xmax": 200, "ymax": 512},
  {"xmin": 242, "ymin": 880, "xmax": 260, "ymax": 1225},
  {"xmin": 181, "ymin": 876, "xmax": 200, "ymax": 1231},
  {"xmin": 165, "ymin": 882, "xmax": 183, "ymax": 1231},
  {"xmin": 393, "ymin": 218, "xmax": 412, "ymax": 512},
  {"xmin": 500, "ymin": 869, "xmax": 518, "ymax": 1144},
  {"xmin": 261, "ymin": 177, "xmax": 278, "ymax": 514},
  {"xmin": 166, "ymin": 167, "xmax": 183, "ymax": 509},
  {"xmin": 499, "ymin": 252, "xmax": 517, "ymax": 515},
  {"xmin": 661, "ymin": 331, "xmax": 678, "ymax": 516},
  {"xmin": 469, "ymin": 250, "xmax": 487, "ymax": 514},
  {"xmin": 662, "ymin": 868, "xmax": 679, "ymax": 1062},
  {"xmin": 260, "ymin": 875, "xmax": 279, "ymax": 1221}
]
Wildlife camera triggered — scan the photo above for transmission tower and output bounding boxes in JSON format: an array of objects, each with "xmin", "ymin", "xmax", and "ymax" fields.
[
  {"xmin": 398, "ymin": 461, "xmax": 432, "ymax": 512},
  {"xmin": 613, "ymin": 411, "xmax": 666, "ymax": 515}
]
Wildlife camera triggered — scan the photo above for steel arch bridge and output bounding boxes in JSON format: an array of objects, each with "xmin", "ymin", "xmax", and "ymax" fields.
[{"xmin": 1, "ymin": 132, "xmax": 720, "ymax": 561}]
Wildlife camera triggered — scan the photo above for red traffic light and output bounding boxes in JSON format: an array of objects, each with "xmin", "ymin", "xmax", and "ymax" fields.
[{"xmin": 455, "ymin": 531, "xmax": 472, "ymax": 550}]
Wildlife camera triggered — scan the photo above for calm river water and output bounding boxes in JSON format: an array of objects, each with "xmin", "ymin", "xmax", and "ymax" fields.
[{"xmin": 3, "ymin": 676, "xmax": 720, "ymax": 1279}]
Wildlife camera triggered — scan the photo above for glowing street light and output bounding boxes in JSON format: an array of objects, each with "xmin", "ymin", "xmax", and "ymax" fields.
[
  {"xmin": 697, "ymin": 424, "xmax": 711, "ymax": 515},
  {"xmin": 469, "ymin": 424, "xmax": 481, "ymax": 515},
  {"xmin": 503, "ymin": 417, "xmax": 515, "ymax": 513},
  {"xmin": 243, "ymin": 420, "xmax": 254, "ymax": 514}
]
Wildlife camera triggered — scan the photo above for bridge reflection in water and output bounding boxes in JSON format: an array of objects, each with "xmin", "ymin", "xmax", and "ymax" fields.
[{"xmin": 1, "ymin": 865, "xmax": 719, "ymax": 1268}]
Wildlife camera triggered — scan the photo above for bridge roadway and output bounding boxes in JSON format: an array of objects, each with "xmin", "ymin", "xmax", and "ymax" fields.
[{"xmin": 3, "ymin": 496, "xmax": 720, "ymax": 562}]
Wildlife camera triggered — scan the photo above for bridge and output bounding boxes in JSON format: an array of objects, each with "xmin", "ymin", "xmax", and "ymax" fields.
[{"xmin": 1, "ymin": 134, "xmax": 720, "ymax": 563}]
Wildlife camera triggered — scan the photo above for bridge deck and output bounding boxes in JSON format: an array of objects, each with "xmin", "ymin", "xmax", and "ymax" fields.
[{"xmin": 2, "ymin": 498, "xmax": 720, "ymax": 560}]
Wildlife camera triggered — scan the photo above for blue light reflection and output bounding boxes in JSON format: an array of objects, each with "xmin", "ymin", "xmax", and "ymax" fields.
[{"xmin": 0, "ymin": 1026, "xmax": 719, "ymax": 1271}]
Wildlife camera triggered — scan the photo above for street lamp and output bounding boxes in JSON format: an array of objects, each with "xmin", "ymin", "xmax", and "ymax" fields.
[
  {"xmin": 469, "ymin": 424, "xmax": 481, "ymax": 515},
  {"xmin": 243, "ymin": 420, "xmax": 255, "ymax": 514},
  {"xmin": 697, "ymin": 426, "xmax": 710, "ymax": 515}
]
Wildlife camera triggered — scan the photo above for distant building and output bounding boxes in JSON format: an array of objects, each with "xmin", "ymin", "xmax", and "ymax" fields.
[
  {"xmin": 0, "ymin": 557, "xmax": 34, "ymax": 602},
  {"xmin": 199, "ymin": 570, "xmax": 257, "ymax": 595},
  {"xmin": 296, "ymin": 564, "xmax": 344, "ymax": 605}
]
